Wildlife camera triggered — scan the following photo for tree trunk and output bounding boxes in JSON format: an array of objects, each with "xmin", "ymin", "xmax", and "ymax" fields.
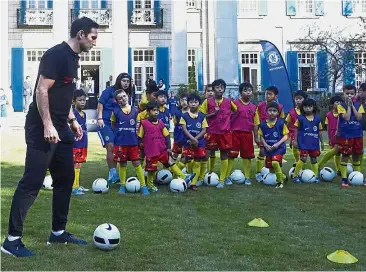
[{"xmin": 332, "ymin": 75, "xmax": 337, "ymax": 94}]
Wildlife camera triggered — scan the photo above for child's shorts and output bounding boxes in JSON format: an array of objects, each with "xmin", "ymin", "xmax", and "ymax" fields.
[
  {"xmin": 228, "ymin": 131, "xmax": 255, "ymax": 159},
  {"xmin": 172, "ymin": 142, "xmax": 184, "ymax": 154},
  {"xmin": 145, "ymin": 153, "xmax": 169, "ymax": 172},
  {"xmin": 337, "ymin": 137, "xmax": 363, "ymax": 155},
  {"xmin": 113, "ymin": 146, "xmax": 139, "ymax": 163},
  {"xmin": 205, "ymin": 132, "xmax": 232, "ymax": 151},
  {"xmin": 265, "ymin": 155, "xmax": 283, "ymax": 169},
  {"xmin": 300, "ymin": 149, "xmax": 321, "ymax": 158},
  {"xmin": 182, "ymin": 146, "xmax": 207, "ymax": 159},
  {"xmin": 73, "ymin": 147, "xmax": 87, "ymax": 163}
]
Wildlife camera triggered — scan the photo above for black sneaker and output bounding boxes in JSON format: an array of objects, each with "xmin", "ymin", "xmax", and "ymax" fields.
[
  {"xmin": 1, "ymin": 238, "xmax": 35, "ymax": 257},
  {"xmin": 47, "ymin": 232, "xmax": 87, "ymax": 245}
]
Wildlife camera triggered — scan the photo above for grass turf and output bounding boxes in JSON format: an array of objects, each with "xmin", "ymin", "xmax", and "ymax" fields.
[{"xmin": 1, "ymin": 130, "xmax": 365, "ymax": 270}]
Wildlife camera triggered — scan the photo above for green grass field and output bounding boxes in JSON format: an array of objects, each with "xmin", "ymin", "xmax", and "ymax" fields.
[{"xmin": 1, "ymin": 130, "xmax": 366, "ymax": 271}]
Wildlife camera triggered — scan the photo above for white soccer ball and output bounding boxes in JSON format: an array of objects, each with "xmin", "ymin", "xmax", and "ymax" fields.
[
  {"xmin": 261, "ymin": 167, "xmax": 270, "ymax": 176},
  {"xmin": 125, "ymin": 177, "xmax": 140, "ymax": 192},
  {"xmin": 182, "ymin": 167, "xmax": 187, "ymax": 174},
  {"xmin": 204, "ymin": 172, "xmax": 219, "ymax": 186},
  {"xmin": 230, "ymin": 170, "xmax": 245, "ymax": 184},
  {"xmin": 300, "ymin": 169, "xmax": 317, "ymax": 183},
  {"xmin": 92, "ymin": 178, "xmax": 109, "ymax": 194},
  {"xmin": 347, "ymin": 163, "xmax": 353, "ymax": 175},
  {"xmin": 262, "ymin": 173, "xmax": 277, "ymax": 186},
  {"xmin": 348, "ymin": 171, "xmax": 364, "ymax": 186},
  {"xmin": 288, "ymin": 167, "xmax": 296, "ymax": 179},
  {"xmin": 156, "ymin": 169, "xmax": 173, "ymax": 185},
  {"xmin": 169, "ymin": 178, "xmax": 187, "ymax": 193},
  {"xmin": 320, "ymin": 167, "xmax": 336, "ymax": 182},
  {"xmin": 93, "ymin": 223, "xmax": 120, "ymax": 251},
  {"xmin": 43, "ymin": 175, "xmax": 53, "ymax": 190}
]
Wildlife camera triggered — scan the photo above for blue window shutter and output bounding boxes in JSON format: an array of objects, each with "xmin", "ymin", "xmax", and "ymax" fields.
[
  {"xmin": 20, "ymin": 0, "xmax": 26, "ymax": 24},
  {"xmin": 314, "ymin": 0, "xmax": 324, "ymax": 16},
  {"xmin": 11, "ymin": 48, "xmax": 24, "ymax": 112},
  {"xmin": 156, "ymin": 47, "xmax": 169, "ymax": 90},
  {"xmin": 47, "ymin": 0, "xmax": 53, "ymax": 9},
  {"xmin": 101, "ymin": 0, "xmax": 107, "ymax": 8},
  {"xmin": 74, "ymin": 0, "xmax": 80, "ymax": 18},
  {"xmin": 286, "ymin": 51, "xmax": 299, "ymax": 91},
  {"xmin": 342, "ymin": 0, "xmax": 353, "ymax": 16},
  {"xmin": 317, "ymin": 50, "xmax": 328, "ymax": 89},
  {"xmin": 154, "ymin": 0, "xmax": 160, "ymax": 25},
  {"xmin": 343, "ymin": 50, "xmax": 355, "ymax": 85},
  {"xmin": 258, "ymin": 0, "xmax": 268, "ymax": 16},
  {"xmin": 286, "ymin": 0, "xmax": 296, "ymax": 16},
  {"xmin": 260, "ymin": 52, "xmax": 270, "ymax": 90},
  {"xmin": 128, "ymin": 47, "xmax": 132, "ymax": 76},
  {"xmin": 196, "ymin": 48, "xmax": 203, "ymax": 92},
  {"xmin": 238, "ymin": 63, "xmax": 241, "ymax": 83},
  {"xmin": 128, "ymin": 0, "xmax": 133, "ymax": 24}
]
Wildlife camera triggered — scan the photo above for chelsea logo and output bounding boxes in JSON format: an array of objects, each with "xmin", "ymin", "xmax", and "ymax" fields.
[
  {"xmin": 273, "ymin": 132, "xmax": 278, "ymax": 137},
  {"xmin": 105, "ymin": 136, "xmax": 109, "ymax": 141},
  {"xmin": 313, "ymin": 126, "xmax": 318, "ymax": 132},
  {"xmin": 267, "ymin": 51, "xmax": 280, "ymax": 66},
  {"xmin": 130, "ymin": 119, "xmax": 135, "ymax": 125},
  {"xmin": 196, "ymin": 123, "xmax": 202, "ymax": 128}
]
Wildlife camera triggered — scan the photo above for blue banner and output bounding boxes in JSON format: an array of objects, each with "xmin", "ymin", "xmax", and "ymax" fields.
[{"xmin": 260, "ymin": 40, "xmax": 294, "ymax": 113}]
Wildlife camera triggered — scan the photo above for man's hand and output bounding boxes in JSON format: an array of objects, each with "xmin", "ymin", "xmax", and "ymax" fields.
[
  {"xmin": 71, "ymin": 120, "xmax": 83, "ymax": 141},
  {"xmin": 192, "ymin": 138, "xmax": 199, "ymax": 146},
  {"xmin": 264, "ymin": 143, "xmax": 272, "ymax": 151},
  {"xmin": 271, "ymin": 142, "xmax": 280, "ymax": 150},
  {"xmin": 255, "ymin": 137, "xmax": 261, "ymax": 147},
  {"xmin": 44, "ymin": 124, "xmax": 61, "ymax": 143},
  {"xmin": 97, "ymin": 119, "xmax": 105, "ymax": 128}
]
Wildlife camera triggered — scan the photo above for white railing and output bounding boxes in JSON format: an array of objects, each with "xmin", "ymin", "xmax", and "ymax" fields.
[
  {"xmin": 131, "ymin": 8, "xmax": 155, "ymax": 25},
  {"xmin": 78, "ymin": 9, "xmax": 110, "ymax": 26},
  {"xmin": 24, "ymin": 9, "xmax": 53, "ymax": 26}
]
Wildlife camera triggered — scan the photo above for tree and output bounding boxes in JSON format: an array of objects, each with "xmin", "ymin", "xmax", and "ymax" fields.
[
  {"xmin": 293, "ymin": 21, "xmax": 366, "ymax": 93},
  {"xmin": 188, "ymin": 61, "xmax": 197, "ymax": 92}
]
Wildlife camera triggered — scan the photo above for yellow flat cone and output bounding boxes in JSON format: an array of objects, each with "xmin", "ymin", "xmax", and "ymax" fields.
[
  {"xmin": 248, "ymin": 218, "xmax": 269, "ymax": 228},
  {"xmin": 327, "ymin": 250, "xmax": 358, "ymax": 264}
]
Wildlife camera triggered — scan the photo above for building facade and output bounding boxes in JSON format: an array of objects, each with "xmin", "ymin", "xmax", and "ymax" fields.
[{"xmin": 1, "ymin": 0, "xmax": 365, "ymax": 111}]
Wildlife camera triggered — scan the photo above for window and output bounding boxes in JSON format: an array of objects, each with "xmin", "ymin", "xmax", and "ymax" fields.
[
  {"xmin": 186, "ymin": 0, "xmax": 196, "ymax": 8},
  {"xmin": 296, "ymin": 0, "xmax": 314, "ymax": 15},
  {"xmin": 352, "ymin": 0, "xmax": 366, "ymax": 14},
  {"xmin": 26, "ymin": 49, "xmax": 46, "ymax": 62},
  {"xmin": 298, "ymin": 52, "xmax": 316, "ymax": 91},
  {"xmin": 241, "ymin": 53, "xmax": 258, "ymax": 64},
  {"xmin": 241, "ymin": 52, "xmax": 259, "ymax": 91},
  {"xmin": 80, "ymin": 49, "xmax": 101, "ymax": 62},
  {"xmin": 27, "ymin": 0, "xmax": 49, "ymax": 9},
  {"xmin": 131, "ymin": 0, "xmax": 155, "ymax": 24},
  {"xmin": 187, "ymin": 49, "xmax": 196, "ymax": 80},
  {"xmin": 355, "ymin": 52, "xmax": 366, "ymax": 89},
  {"xmin": 238, "ymin": 0, "xmax": 258, "ymax": 16},
  {"xmin": 133, "ymin": 49, "xmax": 154, "ymax": 62},
  {"xmin": 81, "ymin": 0, "xmax": 100, "ymax": 9},
  {"xmin": 132, "ymin": 48, "xmax": 155, "ymax": 101}
]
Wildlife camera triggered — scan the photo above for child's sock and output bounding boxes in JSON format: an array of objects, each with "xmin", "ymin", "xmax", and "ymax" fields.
[
  {"xmin": 243, "ymin": 159, "xmax": 251, "ymax": 178},
  {"xmin": 227, "ymin": 158, "xmax": 234, "ymax": 177},
  {"xmin": 135, "ymin": 164, "xmax": 146, "ymax": 187},
  {"xmin": 219, "ymin": 159, "xmax": 228, "ymax": 182},
  {"xmin": 318, "ymin": 148, "xmax": 336, "ymax": 169},
  {"xmin": 311, "ymin": 162, "xmax": 319, "ymax": 177},
  {"xmin": 256, "ymin": 156, "xmax": 264, "ymax": 173},
  {"xmin": 192, "ymin": 161, "xmax": 201, "ymax": 185},
  {"xmin": 294, "ymin": 160, "xmax": 304, "ymax": 177},
  {"xmin": 176, "ymin": 161, "xmax": 186, "ymax": 170},
  {"xmin": 187, "ymin": 161, "xmax": 193, "ymax": 173},
  {"xmin": 46, "ymin": 169, "xmax": 51, "ymax": 176},
  {"xmin": 352, "ymin": 160, "xmax": 361, "ymax": 172},
  {"xmin": 73, "ymin": 168, "xmax": 80, "ymax": 189},
  {"xmin": 340, "ymin": 162, "xmax": 348, "ymax": 179},
  {"xmin": 147, "ymin": 171, "xmax": 156, "ymax": 188},
  {"xmin": 169, "ymin": 164, "xmax": 186, "ymax": 179},
  {"xmin": 209, "ymin": 157, "xmax": 216, "ymax": 172},
  {"xmin": 119, "ymin": 166, "xmax": 127, "ymax": 186},
  {"xmin": 272, "ymin": 161, "xmax": 283, "ymax": 184},
  {"xmin": 199, "ymin": 161, "xmax": 208, "ymax": 180},
  {"xmin": 292, "ymin": 146, "xmax": 300, "ymax": 162},
  {"xmin": 334, "ymin": 154, "xmax": 341, "ymax": 172}
]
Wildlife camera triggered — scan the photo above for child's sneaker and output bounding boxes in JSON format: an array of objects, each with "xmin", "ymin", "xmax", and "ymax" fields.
[
  {"xmin": 255, "ymin": 173, "xmax": 263, "ymax": 182},
  {"xmin": 148, "ymin": 186, "xmax": 160, "ymax": 193},
  {"xmin": 225, "ymin": 177, "xmax": 233, "ymax": 185},
  {"xmin": 196, "ymin": 180, "xmax": 203, "ymax": 187},
  {"xmin": 292, "ymin": 176, "xmax": 302, "ymax": 184},
  {"xmin": 118, "ymin": 186, "xmax": 126, "ymax": 194},
  {"xmin": 140, "ymin": 186, "xmax": 150, "ymax": 196},
  {"xmin": 313, "ymin": 177, "xmax": 320, "ymax": 184},
  {"xmin": 341, "ymin": 178, "xmax": 349, "ymax": 188},
  {"xmin": 47, "ymin": 231, "xmax": 87, "ymax": 245},
  {"xmin": 72, "ymin": 188, "xmax": 84, "ymax": 195},
  {"xmin": 244, "ymin": 178, "xmax": 252, "ymax": 185},
  {"xmin": 216, "ymin": 182, "xmax": 224, "ymax": 188},
  {"xmin": 79, "ymin": 186, "xmax": 89, "ymax": 192},
  {"xmin": 276, "ymin": 182, "xmax": 284, "ymax": 189},
  {"xmin": 190, "ymin": 185, "xmax": 198, "ymax": 191},
  {"xmin": 1, "ymin": 238, "xmax": 35, "ymax": 257},
  {"xmin": 184, "ymin": 173, "xmax": 196, "ymax": 187}
]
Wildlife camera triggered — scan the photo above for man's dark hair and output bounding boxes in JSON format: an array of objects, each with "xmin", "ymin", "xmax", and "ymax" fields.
[
  {"xmin": 114, "ymin": 73, "xmax": 131, "ymax": 96},
  {"xmin": 180, "ymin": 93, "xmax": 189, "ymax": 100},
  {"xmin": 359, "ymin": 83, "xmax": 366, "ymax": 92},
  {"xmin": 73, "ymin": 89, "xmax": 86, "ymax": 100},
  {"xmin": 212, "ymin": 79, "xmax": 226, "ymax": 90},
  {"xmin": 330, "ymin": 95, "xmax": 343, "ymax": 105},
  {"xmin": 266, "ymin": 101, "xmax": 279, "ymax": 111},
  {"xmin": 70, "ymin": 17, "xmax": 99, "ymax": 38},
  {"xmin": 266, "ymin": 86, "xmax": 279, "ymax": 96},
  {"xmin": 113, "ymin": 89, "xmax": 127, "ymax": 99},
  {"xmin": 343, "ymin": 84, "xmax": 356, "ymax": 92},
  {"xmin": 146, "ymin": 82, "xmax": 159, "ymax": 94},
  {"xmin": 146, "ymin": 101, "xmax": 159, "ymax": 111},
  {"xmin": 156, "ymin": 90, "xmax": 168, "ymax": 98},
  {"xmin": 239, "ymin": 82, "xmax": 253, "ymax": 93},
  {"xmin": 205, "ymin": 84, "xmax": 213, "ymax": 92},
  {"xmin": 187, "ymin": 93, "xmax": 202, "ymax": 104},
  {"xmin": 300, "ymin": 98, "xmax": 318, "ymax": 114},
  {"xmin": 293, "ymin": 90, "xmax": 308, "ymax": 100}
]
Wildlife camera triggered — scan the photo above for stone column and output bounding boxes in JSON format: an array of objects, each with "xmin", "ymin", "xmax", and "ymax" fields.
[
  {"xmin": 0, "ymin": 0, "xmax": 9, "ymax": 91},
  {"xmin": 170, "ymin": 0, "xmax": 188, "ymax": 91},
  {"xmin": 207, "ymin": 0, "xmax": 216, "ymax": 83},
  {"xmin": 112, "ymin": 0, "xmax": 129, "ymax": 77},
  {"xmin": 215, "ymin": 0, "xmax": 239, "ymax": 97},
  {"xmin": 53, "ymin": 0, "xmax": 69, "ymax": 43}
]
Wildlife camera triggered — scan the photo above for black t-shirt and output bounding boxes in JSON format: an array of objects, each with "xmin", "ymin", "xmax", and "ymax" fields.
[{"xmin": 26, "ymin": 42, "xmax": 79, "ymax": 149}]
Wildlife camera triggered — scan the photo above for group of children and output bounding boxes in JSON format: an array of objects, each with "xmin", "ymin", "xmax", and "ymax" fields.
[{"xmin": 69, "ymin": 78, "xmax": 365, "ymax": 195}]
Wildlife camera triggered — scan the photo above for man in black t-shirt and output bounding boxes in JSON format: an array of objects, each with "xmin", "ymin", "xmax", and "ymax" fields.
[{"xmin": 1, "ymin": 17, "xmax": 99, "ymax": 258}]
